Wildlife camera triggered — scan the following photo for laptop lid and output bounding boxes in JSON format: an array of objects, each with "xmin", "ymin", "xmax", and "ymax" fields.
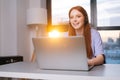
[{"xmin": 32, "ymin": 36, "xmax": 92, "ymax": 71}]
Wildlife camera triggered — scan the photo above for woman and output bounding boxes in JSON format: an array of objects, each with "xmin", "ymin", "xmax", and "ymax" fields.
[{"xmin": 68, "ymin": 6, "xmax": 105, "ymax": 66}]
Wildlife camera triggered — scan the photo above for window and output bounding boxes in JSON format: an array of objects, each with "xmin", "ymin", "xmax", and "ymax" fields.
[
  {"xmin": 99, "ymin": 31, "xmax": 120, "ymax": 64},
  {"xmin": 47, "ymin": 0, "xmax": 90, "ymax": 31},
  {"xmin": 51, "ymin": 0, "xmax": 90, "ymax": 25},
  {"xmin": 97, "ymin": 0, "xmax": 120, "ymax": 27},
  {"xmin": 97, "ymin": 0, "xmax": 120, "ymax": 64}
]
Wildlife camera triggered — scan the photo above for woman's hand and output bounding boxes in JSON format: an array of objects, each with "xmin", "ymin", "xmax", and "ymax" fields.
[
  {"xmin": 88, "ymin": 54, "xmax": 105, "ymax": 66},
  {"xmin": 88, "ymin": 59, "xmax": 94, "ymax": 66}
]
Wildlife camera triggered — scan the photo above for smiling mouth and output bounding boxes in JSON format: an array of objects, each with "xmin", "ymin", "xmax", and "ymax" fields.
[{"xmin": 73, "ymin": 23, "xmax": 79, "ymax": 26}]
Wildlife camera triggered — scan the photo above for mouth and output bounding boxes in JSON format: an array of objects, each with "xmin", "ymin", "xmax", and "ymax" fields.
[{"xmin": 73, "ymin": 22, "xmax": 80, "ymax": 27}]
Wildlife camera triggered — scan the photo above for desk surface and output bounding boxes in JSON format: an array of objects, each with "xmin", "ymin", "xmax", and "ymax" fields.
[{"xmin": 0, "ymin": 62, "xmax": 120, "ymax": 80}]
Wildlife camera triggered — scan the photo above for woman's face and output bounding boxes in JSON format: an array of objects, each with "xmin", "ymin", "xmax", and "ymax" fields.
[{"xmin": 69, "ymin": 9, "xmax": 85, "ymax": 30}]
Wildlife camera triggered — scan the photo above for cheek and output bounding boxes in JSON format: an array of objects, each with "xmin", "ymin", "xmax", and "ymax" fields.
[
  {"xmin": 79, "ymin": 17, "xmax": 84, "ymax": 21},
  {"xmin": 79, "ymin": 18, "xmax": 85, "ymax": 24},
  {"xmin": 69, "ymin": 19, "xmax": 73, "ymax": 23}
]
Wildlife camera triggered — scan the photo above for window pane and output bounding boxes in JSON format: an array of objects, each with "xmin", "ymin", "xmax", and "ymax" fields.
[
  {"xmin": 97, "ymin": 0, "xmax": 120, "ymax": 26},
  {"xmin": 52, "ymin": 0, "xmax": 90, "ymax": 25},
  {"xmin": 99, "ymin": 30, "xmax": 120, "ymax": 63}
]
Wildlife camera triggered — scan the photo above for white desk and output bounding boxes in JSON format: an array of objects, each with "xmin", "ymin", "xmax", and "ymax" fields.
[{"xmin": 0, "ymin": 62, "xmax": 120, "ymax": 80}]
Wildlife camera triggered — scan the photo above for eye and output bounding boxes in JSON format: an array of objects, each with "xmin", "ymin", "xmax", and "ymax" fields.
[
  {"xmin": 77, "ymin": 15, "xmax": 81, "ymax": 18},
  {"xmin": 69, "ymin": 16, "xmax": 73, "ymax": 19}
]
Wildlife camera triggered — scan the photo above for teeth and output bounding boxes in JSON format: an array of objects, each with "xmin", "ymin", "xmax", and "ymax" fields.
[
  {"xmin": 74, "ymin": 23, "xmax": 79, "ymax": 25},
  {"xmin": 74, "ymin": 23, "xmax": 79, "ymax": 26}
]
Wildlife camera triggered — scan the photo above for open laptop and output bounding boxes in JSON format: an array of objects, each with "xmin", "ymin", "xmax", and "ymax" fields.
[{"xmin": 32, "ymin": 36, "xmax": 94, "ymax": 71}]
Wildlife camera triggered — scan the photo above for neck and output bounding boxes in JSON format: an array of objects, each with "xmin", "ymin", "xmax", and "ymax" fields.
[{"xmin": 75, "ymin": 27, "xmax": 84, "ymax": 36}]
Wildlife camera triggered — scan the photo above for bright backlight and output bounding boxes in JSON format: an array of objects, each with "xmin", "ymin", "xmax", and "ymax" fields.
[{"xmin": 48, "ymin": 30, "xmax": 60, "ymax": 37}]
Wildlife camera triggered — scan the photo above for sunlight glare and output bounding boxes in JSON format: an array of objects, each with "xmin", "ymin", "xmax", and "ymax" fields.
[{"xmin": 48, "ymin": 30, "xmax": 60, "ymax": 37}]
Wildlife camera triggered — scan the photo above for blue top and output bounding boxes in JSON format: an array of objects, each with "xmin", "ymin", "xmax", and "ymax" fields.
[
  {"xmin": 91, "ymin": 28, "xmax": 104, "ymax": 57},
  {"xmin": 63, "ymin": 28, "xmax": 104, "ymax": 57}
]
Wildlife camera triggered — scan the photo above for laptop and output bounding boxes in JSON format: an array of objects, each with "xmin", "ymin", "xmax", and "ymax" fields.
[{"xmin": 32, "ymin": 36, "xmax": 94, "ymax": 71}]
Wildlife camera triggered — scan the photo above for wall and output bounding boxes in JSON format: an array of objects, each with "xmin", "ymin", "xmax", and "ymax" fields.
[
  {"xmin": 17, "ymin": 0, "xmax": 31, "ymax": 61},
  {"xmin": 0, "ymin": 0, "xmax": 2, "ymax": 55},
  {"xmin": 0, "ymin": 0, "xmax": 47, "ymax": 62},
  {"xmin": 0, "ymin": 0, "xmax": 17, "ymax": 56}
]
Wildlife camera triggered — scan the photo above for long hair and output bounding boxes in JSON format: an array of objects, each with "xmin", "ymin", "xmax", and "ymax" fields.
[{"xmin": 68, "ymin": 6, "xmax": 93, "ymax": 59}]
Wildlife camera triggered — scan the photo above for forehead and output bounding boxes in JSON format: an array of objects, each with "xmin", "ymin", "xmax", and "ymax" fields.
[{"xmin": 70, "ymin": 9, "xmax": 83, "ymax": 16}]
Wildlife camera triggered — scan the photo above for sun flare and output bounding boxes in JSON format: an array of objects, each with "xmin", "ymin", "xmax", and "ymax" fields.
[{"xmin": 48, "ymin": 30, "xmax": 60, "ymax": 37}]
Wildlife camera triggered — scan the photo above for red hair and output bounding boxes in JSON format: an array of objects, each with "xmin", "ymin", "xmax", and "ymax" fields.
[{"xmin": 68, "ymin": 6, "xmax": 93, "ymax": 59}]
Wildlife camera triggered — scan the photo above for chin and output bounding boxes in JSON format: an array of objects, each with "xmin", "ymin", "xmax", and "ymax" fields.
[{"xmin": 74, "ymin": 27, "xmax": 81, "ymax": 29}]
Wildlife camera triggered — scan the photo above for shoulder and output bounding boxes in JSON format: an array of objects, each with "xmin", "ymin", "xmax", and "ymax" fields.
[
  {"xmin": 91, "ymin": 28, "xmax": 99, "ymax": 34},
  {"xmin": 91, "ymin": 28, "xmax": 100, "ymax": 38}
]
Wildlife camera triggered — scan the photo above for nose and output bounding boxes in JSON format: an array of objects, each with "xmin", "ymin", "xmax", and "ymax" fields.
[{"xmin": 73, "ymin": 17, "xmax": 77, "ymax": 22}]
